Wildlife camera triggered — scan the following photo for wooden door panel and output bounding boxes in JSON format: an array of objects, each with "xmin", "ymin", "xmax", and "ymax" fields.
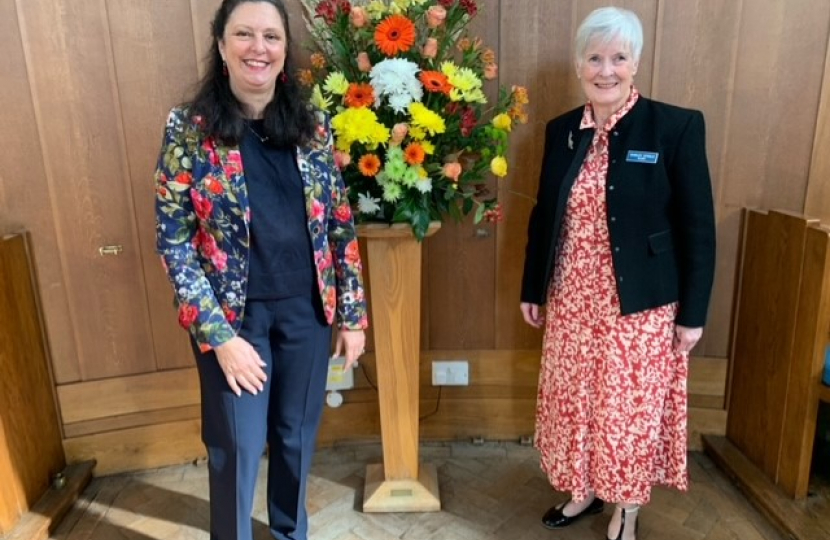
[
  {"xmin": 17, "ymin": 0, "xmax": 155, "ymax": 380},
  {"xmin": 107, "ymin": 0, "xmax": 198, "ymax": 370},
  {"xmin": 0, "ymin": 0, "xmax": 81, "ymax": 383}
]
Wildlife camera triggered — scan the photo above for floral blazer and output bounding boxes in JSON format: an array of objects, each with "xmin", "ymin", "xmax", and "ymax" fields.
[{"xmin": 154, "ymin": 106, "xmax": 368, "ymax": 352}]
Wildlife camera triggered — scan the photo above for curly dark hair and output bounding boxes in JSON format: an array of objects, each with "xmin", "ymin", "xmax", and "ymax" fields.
[{"xmin": 189, "ymin": 0, "xmax": 315, "ymax": 147}]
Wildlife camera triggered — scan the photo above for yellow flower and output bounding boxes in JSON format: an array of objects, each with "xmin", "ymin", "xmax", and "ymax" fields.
[
  {"xmin": 409, "ymin": 102, "xmax": 446, "ymax": 138},
  {"xmin": 366, "ymin": 0, "xmax": 387, "ymax": 20},
  {"xmin": 445, "ymin": 66, "xmax": 485, "ymax": 103},
  {"xmin": 440, "ymin": 61, "xmax": 458, "ymax": 78},
  {"xmin": 490, "ymin": 156, "xmax": 508, "ymax": 177},
  {"xmin": 420, "ymin": 140, "xmax": 435, "ymax": 154},
  {"xmin": 323, "ymin": 72, "xmax": 349, "ymax": 95},
  {"xmin": 331, "ymin": 107, "xmax": 391, "ymax": 152},
  {"xmin": 310, "ymin": 84, "xmax": 332, "ymax": 111},
  {"xmin": 492, "ymin": 113, "xmax": 512, "ymax": 132}
]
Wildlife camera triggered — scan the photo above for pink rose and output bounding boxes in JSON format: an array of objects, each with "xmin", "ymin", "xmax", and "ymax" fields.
[
  {"xmin": 357, "ymin": 52, "xmax": 372, "ymax": 73},
  {"xmin": 426, "ymin": 5, "xmax": 447, "ymax": 28},
  {"xmin": 443, "ymin": 162, "xmax": 462, "ymax": 182},
  {"xmin": 484, "ymin": 63, "xmax": 498, "ymax": 80},
  {"xmin": 390, "ymin": 123, "xmax": 409, "ymax": 145},
  {"xmin": 422, "ymin": 38, "xmax": 438, "ymax": 59},
  {"xmin": 350, "ymin": 6, "xmax": 368, "ymax": 27}
]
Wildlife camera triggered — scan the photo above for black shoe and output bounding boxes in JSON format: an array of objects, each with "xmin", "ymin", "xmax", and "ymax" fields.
[
  {"xmin": 541, "ymin": 497, "xmax": 604, "ymax": 529},
  {"xmin": 607, "ymin": 506, "xmax": 639, "ymax": 540}
]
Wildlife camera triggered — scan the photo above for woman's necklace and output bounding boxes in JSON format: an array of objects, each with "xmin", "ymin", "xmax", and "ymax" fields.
[{"xmin": 247, "ymin": 123, "xmax": 270, "ymax": 143}]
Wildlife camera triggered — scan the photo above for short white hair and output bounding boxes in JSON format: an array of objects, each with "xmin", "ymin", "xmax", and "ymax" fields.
[{"xmin": 574, "ymin": 7, "xmax": 643, "ymax": 65}]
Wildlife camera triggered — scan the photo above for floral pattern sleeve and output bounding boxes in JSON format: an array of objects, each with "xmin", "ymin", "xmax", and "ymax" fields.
[
  {"xmin": 321, "ymin": 113, "xmax": 369, "ymax": 330},
  {"xmin": 154, "ymin": 108, "xmax": 235, "ymax": 350}
]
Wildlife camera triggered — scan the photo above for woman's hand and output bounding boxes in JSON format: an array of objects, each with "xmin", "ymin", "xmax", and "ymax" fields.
[
  {"xmin": 334, "ymin": 329, "xmax": 366, "ymax": 370},
  {"xmin": 520, "ymin": 302, "xmax": 544, "ymax": 328},
  {"xmin": 674, "ymin": 325, "xmax": 703, "ymax": 354},
  {"xmin": 214, "ymin": 336, "xmax": 268, "ymax": 397}
]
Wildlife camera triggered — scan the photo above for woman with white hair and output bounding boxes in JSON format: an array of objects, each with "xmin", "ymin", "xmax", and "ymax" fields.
[{"xmin": 519, "ymin": 7, "xmax": 715, "ymax": 540}]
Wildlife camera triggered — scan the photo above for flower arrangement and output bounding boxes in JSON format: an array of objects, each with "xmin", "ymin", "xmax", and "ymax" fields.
[{"xmin": 299, "ymin": 0, "xmax": 529, "ymax": 240}]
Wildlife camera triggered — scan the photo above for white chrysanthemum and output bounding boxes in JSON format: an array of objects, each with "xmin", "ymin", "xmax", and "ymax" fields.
[
  {"xmin": 370, "ymin": 58, "xmax": 423, "ymax": 114},
  {"xmin": 357, "ymin": 193, "xmax": 381, "ymax": 215},
  {"xmin": 415, "ymin": 177, "xmax": 433, "ymax": 193}
]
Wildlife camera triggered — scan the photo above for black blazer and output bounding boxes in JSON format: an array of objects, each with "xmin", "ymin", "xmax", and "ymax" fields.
[{"xmin": 520, "ymin": 96, "xmax": 716, "ymax": 328}]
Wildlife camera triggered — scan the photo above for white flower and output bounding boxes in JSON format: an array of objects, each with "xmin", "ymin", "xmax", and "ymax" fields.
[
  {"xmin": 357, "ymin": 192, "xmax": 381, "ymax": 215},
  {"xmin": 370, "ymin": 58, "xmax": 423, "ymax": 114},
  {"xmin": 415, "ymin": 177, "xmax": 433, "ymax": 193}
]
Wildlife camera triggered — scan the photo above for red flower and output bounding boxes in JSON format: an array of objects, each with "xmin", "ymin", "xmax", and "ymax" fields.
[
  {"xmin": 191, "ymin": 189, "xmax": 213, "ymax": 220},
  {"xmin": 174, "ymin": 172, "xmax": 192, "ymax": 185},
  {"xmin": 460, "ymin": 0, "xmax": 478, "ymax": 16},
  {"xmin": 345, "ymin": 239, "xmax": 361, "ymax": 265},
  {"xmin": 315, "ymin": 0, "xmax": 351, "ymax": 24},
  {"xmin": 333, "ymin": 203, "xmax": 353, "ymax": 222},
  {"xmin": 438, "ymin": 0, "xmax": 454, "ymax": 7},
  {"xmin": 177, "ymin": 303, "xmax": 199, "ymax": 329},
  {"xmin": 222, "ymin": 304, "xmax": 237, "ymax": 324},
  {"xmin": 206, "ymin": 177, "xmax": 224, "ymax": 195},
  {"xmin": 225, "ymin": 150, "xmax": 243, "ymax": 175},
  {"xmin": 460, "ymin": 107, "xmax": 478, "ymax": 137}
]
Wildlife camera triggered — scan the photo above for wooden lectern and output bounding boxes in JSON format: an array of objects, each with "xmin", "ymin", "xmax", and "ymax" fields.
[{"xmin": 356, "ymin": 222, "xmax": 441, "ymax": 513}]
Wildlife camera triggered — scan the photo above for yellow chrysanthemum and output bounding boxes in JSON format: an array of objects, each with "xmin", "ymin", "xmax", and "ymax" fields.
[
  {"xmin": 492, "ymin": 113, "xmax": 512, "ymax": 132},
  {"xmin": 490, "ymin": 156, "xmax": 508, "ymax": 177},
  {"xmin": 331, "ymin": 108, "xmax": 391, "ymax": 152},
  {"xmin": 310, "ymin": 84, "xmax": 332, "ymax": 111},
  {"xmin": 408, "ymin": 102, "xmax": 446, "ymax": 139},
  {"xmin": 323, "ymin": 72, "xmax": 349, "ymax": 95},
  {"xmin": 366, "ymin": 0, "xmax": 386, "ymax": 20},
  {"xmin": 420, "ymin": 140, "xmax": 435, "ymax": 154},
  {"xmin": 440, "ymin": 61, "xmax": 458, "ymax": 78}
]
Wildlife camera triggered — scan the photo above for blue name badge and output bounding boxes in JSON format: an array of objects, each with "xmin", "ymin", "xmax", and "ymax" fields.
[{"xmin": 626, "ymin": 150, "xmax": 659, "ymax": 164}]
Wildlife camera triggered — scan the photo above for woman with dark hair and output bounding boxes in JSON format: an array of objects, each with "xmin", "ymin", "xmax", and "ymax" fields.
[
  {"xmin": 520, "ymin": 6, "xmax": 715, "ymax": 540},
  {"xmin": 154, "ymin": 1, "xmax": 367, "ymax": 539}
]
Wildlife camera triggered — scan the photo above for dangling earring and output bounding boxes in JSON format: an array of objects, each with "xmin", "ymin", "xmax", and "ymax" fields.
[
  {"xmin": 279, "ymin": 71, "xmax": 287, "ymax": 83},
  {"xmin": 222, "ymin": 61, "xmax": 228, "ymax": 76}
]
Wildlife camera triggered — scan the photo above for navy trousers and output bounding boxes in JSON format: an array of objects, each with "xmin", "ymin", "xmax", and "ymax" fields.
[{"xmin": 193, "ymin": 294, "xmax": 332, "ymax": 540}]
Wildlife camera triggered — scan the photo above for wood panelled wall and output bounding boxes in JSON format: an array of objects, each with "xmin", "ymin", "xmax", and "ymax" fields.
[{"xmin": 1, "ymin": 0, "xmax": 829, "ymax": 472}]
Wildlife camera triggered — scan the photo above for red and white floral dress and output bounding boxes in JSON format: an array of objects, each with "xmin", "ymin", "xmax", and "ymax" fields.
[{"xmin": 535, "ymin": 89, "xmax": 688, "ymax": 505}]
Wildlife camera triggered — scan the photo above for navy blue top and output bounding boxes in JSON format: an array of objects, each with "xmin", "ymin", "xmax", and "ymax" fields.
[{"xmin": 239, "ymin": 120, "xmax": 315, "ymax": 299}]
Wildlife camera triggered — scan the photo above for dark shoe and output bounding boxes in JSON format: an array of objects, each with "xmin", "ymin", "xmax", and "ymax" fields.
[
  {"xmin": 541, "ymin": 497, "xmax": 604, "ymax": 529},
  {"xmin": 607, "ymin": 506, "xmax": 639, "ymax": 540}
]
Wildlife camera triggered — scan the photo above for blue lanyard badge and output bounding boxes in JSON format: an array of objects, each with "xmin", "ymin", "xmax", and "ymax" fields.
[{"xmin": 626, "ymin": 150, "xmax": 659, "ymax": 164}]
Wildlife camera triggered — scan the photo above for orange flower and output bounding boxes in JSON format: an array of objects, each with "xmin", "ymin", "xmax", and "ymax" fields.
[
  {"xmin": 358, "ymin": 154, "xmax": 381, "ymax": 176},
  {"xmin": 512, "ymin": 85, "xmax": 529, "ymax": 105},
  {"xmin": 419, "ymin": 71, "xmax": 452, "ymax": 95},
  {"xmin": 344, "ymin": 83, "xmax": 375, "ymax": 108},
  {"xmin": 297, "ymin": 69, "xmax": 315, "ymax": 87},
  {"xmin": 374, "ymin": 14, "xmax": 416, "ymax": 56},
  {"xmin": 403, "ymin": 143, "xmax": 425, "ymax": 165},
  {"xmin": 481, "ymin": 48, "xmax": 496, "ymax": 64},
  {"xmin": 310, "ymin": 52, "xmax": 326, "ymax": 69}
]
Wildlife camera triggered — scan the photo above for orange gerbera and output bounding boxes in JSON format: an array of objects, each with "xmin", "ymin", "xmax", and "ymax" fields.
[
  {"xmin": 344, "ymin": 83, "xmax": 375, "ymax": 108},
  {"xmin": 403, "ymin": 143, "xmax": 425, "ymax": 165},
  {"xmin": 358, "ymin": 154, "xmax": 381, "ymax": 176},
  {"xmin": 374, "ymin": 14, "xmax": 416, "ymax": 56},
  {"xmin": 419, "ymin": 71, "xmax": 452, "ymax": 95}
]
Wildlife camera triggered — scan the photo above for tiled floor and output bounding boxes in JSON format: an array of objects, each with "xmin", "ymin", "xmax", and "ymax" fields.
[{"xmin": 51, "ymin": 442, "xmax": 787, "ymax": 540}]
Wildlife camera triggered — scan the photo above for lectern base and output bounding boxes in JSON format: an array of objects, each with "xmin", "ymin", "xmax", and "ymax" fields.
[{"xmin": 362, "ymin": 463, "xmax": 441, "ymax": 513}]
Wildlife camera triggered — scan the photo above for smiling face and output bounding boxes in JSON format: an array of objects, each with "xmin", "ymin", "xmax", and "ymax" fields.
[
  {"xmin": 577, "ymin": 36, "xmax": 638, "ymax": 122},
  {"xmin": 218, "ymin": 1, "xmax": 286, "ymax": 110}
]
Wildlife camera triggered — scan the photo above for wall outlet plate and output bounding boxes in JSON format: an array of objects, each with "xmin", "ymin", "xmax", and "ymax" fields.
[
  {"xmin": 432, "ymin": 360, "xmax": 469, "ymax": 386},
  {"xmin": 326, "ymin": 356, "xmax": 354, "ymax": 391}
]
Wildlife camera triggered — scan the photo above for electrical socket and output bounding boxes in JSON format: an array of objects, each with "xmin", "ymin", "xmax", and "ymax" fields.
[
  {"xmin": 432, "ymin": 360, "xmax": 469, "ymax": 386},
  {"xmin": 326, "ymin": 356, "xmax": 354, "ymax": 391}
]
